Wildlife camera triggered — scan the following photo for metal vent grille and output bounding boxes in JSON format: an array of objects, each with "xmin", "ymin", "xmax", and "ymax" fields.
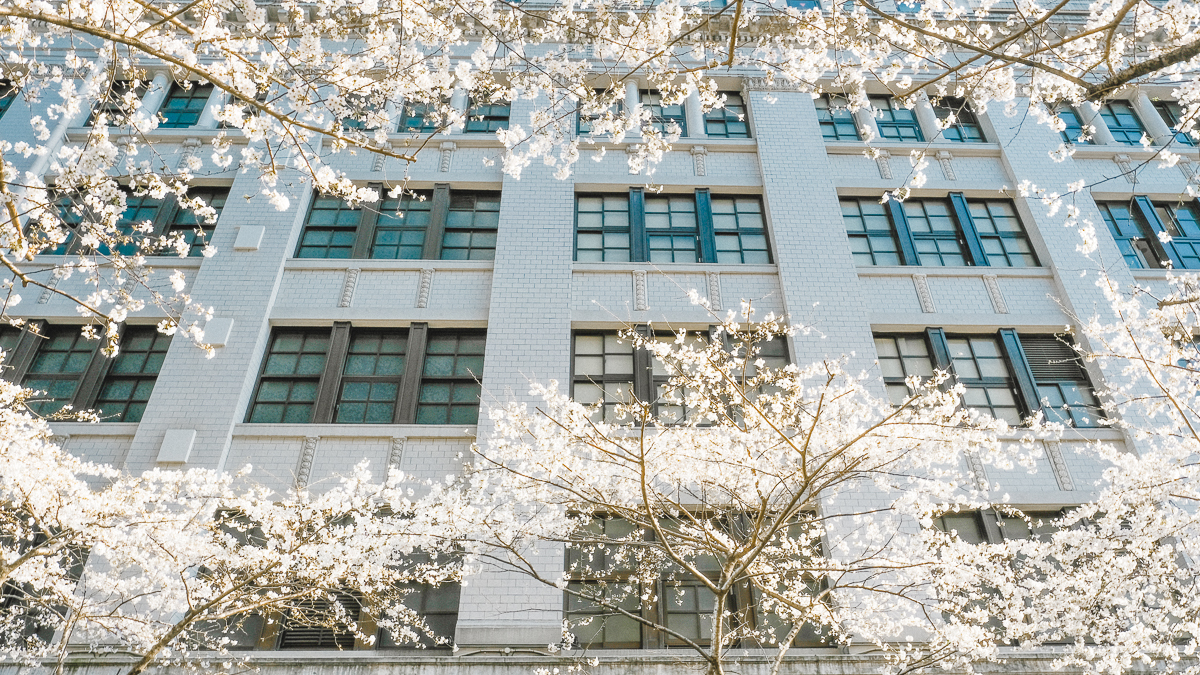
[
  {"xmin": 278, "ymin": 594, "xmax": 360, "ymax": 650},
  {"xmin": 1020, "ymin": 336, "xmax": 1087, "ymax": 382}
]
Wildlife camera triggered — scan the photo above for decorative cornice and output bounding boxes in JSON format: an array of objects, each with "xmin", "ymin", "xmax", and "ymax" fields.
[
  {"xmin": 387, "ymin": 436, "xmax": 407, "ymax": 480},
  {"xmin": 966, "ymin": 451, "xmax": 989, "ymax": 491},
  {"xmin": 37, "ymin": 274, "xmax": 60, "ymax": 304},
  {"xmin": 742, "ymin": 77, "xmax": 807, "ymax": 93},
  {"xmin": 874, "ymin": 149, "xmax": 893, "ymax": 179},
  {"xmin": 1114, "ymin": 153, "xmax": 1137, "ymax": 183}
]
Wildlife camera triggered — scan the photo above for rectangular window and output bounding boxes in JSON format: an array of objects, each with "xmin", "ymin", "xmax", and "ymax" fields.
[
  {"xmin": 0, "ymin": 80, "xmax": 16, "ymax": 122},
  {"xmin": 248, "ymin": 324, "xmax": 486, "ymax": 426},
  {"xmin": 934, "ymin": 509, "xmax": 1067, "ymax": 544},
  {"xmin": 574, "ymin": 189, "xmax": 772, "ymax": 264},
  {"xmin": 464, "ymin": 98, "xmax": 510, "ymax": 133},
  {"xmin": 872, "ymin": 329, "xmax": 1102, "ymax": 427},
  {"xmin": 339, "ymin": 95, "xmax": 385, "ymax": 131},
  {"xmin": 1153, "ymin": 100, "xmax": 1195, "ymax": 146},
  {"xmin": 399, "ymin": 100, "xmax": 442, "ymax": 134},
  {"xmin": 786, "ymin": 0, "xmax": 820, "ymax": 8},
  {"xmin": 48, "ymin": 187, "xmax": 228, "ymax": 257},
  {"xmin": 1056, "ymin": 105, "xmax": 1092, "ymax": 144},
  {"xmin": 933, "ymin": 97, "xmax": 986, "ymax": 142},
  {"xmin": 378, "ymin": 580, "xmax": 461, "ymax": 649},
  {"xmin": 842, "ymin": 194, "xmax": 1038, "ymax": 268},
  {"xmin": 577, "ymin": 89, "xmax": 625, "ymax": 135},
  {"xmin": 640, "ymin": 90, "xmax": 687, "ymax": 136},
  {"xmin": 703, "ymin": 92, "xmax": 749, "ymax": 138},
  {"xmin": 93, "ymin": 327, "xmax": 170, "ymax": 422},
  {"xmin": 7, "ymin": 323, "xmax": 170, "ymax": 420},
  {"xmin": 158, "ymin": 82, "xmax": 214, "ymax": 128},
  {"xmin": 1100, "ymin": 101, "xmax": 1146, "ymax": 145},
  {"xmin": 85, "ymin": 80, "xmax": 147, "ymax": 127},
  {"xmin": 1100, "ymin": 197, "xmax": 1200, "ymax": 269},
  {"xmin": 815, "ymin": 95, "xmax": 860, "ymax": 141},
  {"xmin": 869, "ymin": 95, "xmax": 924, "ymax": 142},
  {"xmin": 297, "ymin": 185, "xmax": 500, "ymax": 261}
]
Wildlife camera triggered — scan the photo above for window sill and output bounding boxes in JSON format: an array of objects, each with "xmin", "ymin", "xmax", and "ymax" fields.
[
  {"xmin": 1130, "ymin": 267, "xmax": 1172, "ymax": 281},
  {"xmin": 572, "ymin": 262, "xmax": 777, "ymax": 274},
  {"xmin": 49, "ymin": 422, "xmax": 141, "ymax": 435},
  {"xmin": 1068, "ymin": 144, "xmax": 1200, "ymax": 160},
  {"xmin": 857, "ymin": 265, "xmax": 1052, "ymax": 278},
  {"xmin": 284, "ymin": 259, "xmax": 495, "ymax": 272},
  {"xmin": 824, "ymin": 140, "xmax": 1004, "ymax": 157},
  {"xmin": 233, "ymin": 423, "xmax": 476, "ymax": 438},
  {"xmin": 28, "ymin": 255, "xmax": 205, "ymax": 268}
]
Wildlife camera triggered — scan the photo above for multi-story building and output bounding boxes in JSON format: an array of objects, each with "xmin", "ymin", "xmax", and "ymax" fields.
[{"xmin": 0, "ymin": 71, "xmax": 1193, "ymax": 672}]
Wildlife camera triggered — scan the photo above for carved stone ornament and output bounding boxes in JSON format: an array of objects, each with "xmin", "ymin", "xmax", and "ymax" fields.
[
  {"xmin": 936, "ymin": 150, "xmax": 956, "ymax": 180},
  {"xmin": 706, "ymin": 271, "xmax": 722, "ymax": 311},
  {"xmin": 1179, "ymin": 156, "xmax": 1199, "ymax": 184},
  {"xmin": 49, "ymin": 434, "xmax": 70, "ymax": 449},
  {"xmin": 439, "ymin": 142, "xmax": 457, "ymax": 172},
  {"xmin": 387, "ymin": 437, "xmax": 407, "ymax": 480},
  {"xmin": 177, "ymin": 138, "xmax": 202, "ymax": 171},
  {"xmin": 296, "ymin": 436, "xmax": 319, "ymax": 489},
  {"xmin": 626, "ymin": 145, "xmax": 641, "ymax": 175},
  {"xmin": 633, "ymin": 270, "xmax": 648, "ymax": 311},
  {"xmin": 1113, "ymin": 153, "xmax": 1138, "ymax": 184},
  {"xmin": 912, "ymin": 273, "xmax": 936, "ymax": 313},
  {"xmin": 742, "ymin": 77, "xmax": 807, "ymax": 93},
  {"xmin": 339, "ymin": 268, "xmax": 360, "ymax": 308},
  {"xmin": 1045, "ymin": 440, "xmax": 1075, "ymax": 491},
  {"xmin": 37, "ymin": 275, "xmax": 61, "ymax": 304},
  {"xmin": 965, "ymin": 451, "xmax": 989, "ymax": 491},
  {"xmin": 875, "ymin": 149, "xmax": 893, "ymax": 180},
  {"xmin": 983, "ymin": 274, "xmax": 1009, "ymax": 314},
  {"xmin": 691, "ymin": 145, "xmax": 708, "ymax": 177},
  {"xmin": 416, "ymin": 269, "xmax": 434, "ymax": 308}
]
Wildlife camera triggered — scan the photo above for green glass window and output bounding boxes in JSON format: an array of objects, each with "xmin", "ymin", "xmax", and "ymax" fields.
[
  {"xmin": 0, "ymin": 80, "xmax": 16, "ymax": 122},
  {"xmin": 166, "ymin": 187, "xmax": 228, "ymax": 256},
  {"xmin": 947, "ymin": 336, "xmax": 1022, "ymax": 425},
  {"xmin": 247, "ymin": 330, "xmax": 330, "ymax": 423},
  {"xmin": 874, "ymin": 335, "xmax": 935, "ymax": 405},
  {"xmin": 842, "ymin": 197, "xmax": 902, "ymax": 266},
  {"xmin": 815, "ymin": 94, "xmax": 859, "ymax": 141},
  {"xmin": 400, "ymin": 101, "xmax": 442, "ymax": 134},
  {"xmin": 575, "ymin": 195, "xmax": 631, "ymax": 262},
  {"xmin": 870, "ymin": 95, "xmax": 924, "ymax": 142},
  {"xmin": 23, "ymin": 327, "xmax": 96, "ymax": 416},
  {"xmin": 440, "ymin": 193, "xmax": 500, "ymax": 260},
  {"xmin": 933, "ymin": 97, "xmax": 985, "ymax": 142},
  {"xmin": 335, "ymin": 331, "xmax": 407, "ymax": 424},
  {"xmin": 904, "ymin": 199, "xmax": 967, "ymax": 266},
  {"xmin": 417, "ymin": 331, "xmax": 486, "ymax": 425},
  {"xmin": 704, "ymin": 92, "xmax": 749, "ymax": 138},
  {"xmin": 641, "ymin": 90, "xmax": 687, "ymax": 136},
  {"xmin": 710, "ymin": 197, "xmax": 770, "ymax": 263},
  {"xmin": 1056, "ymin": 105, "xmax": 1092, "ymax": 144},
  {"xmin": 1100, "ymin": 101, "xmax": 1146, "ymax": 145},
  {"xmin": 645, "ymin": 196, "xmax": 699, "ymax": 263},
  {"xmin": 572, "ymin": 333, "xmax": 635, "ymax": 422},
  {"xmin": 371, "ymin": 191, "xmax": 433, "ymax": 260},
  {"xmin": 93, "ymin": 327, "xmax": 170, "ymax": 422},
  {"xmin": 1153, "ymin": 101, "xmax": 1195, "ymax": 146},
  {"xmin": 465, "ymin": 99, "xmax": 510, "ymax": 133},
  {"xmin": 966, "ymin": 200, "xmax": 1038, "ymax": 267},
  {"xmin": 159, "ymin": 82, "xmax": 213, "ymax": 128}
]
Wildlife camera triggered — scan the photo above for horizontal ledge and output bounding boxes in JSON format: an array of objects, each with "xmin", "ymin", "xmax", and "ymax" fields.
[
  {"xmin": 869, "ymin": 313, "xmax": 1071, "ymax": 331},
  {"xmin": 572, "ymin": 263, "xmax": 778, "ymax": 274},
  {"xmin": 284, "ymin": 259, "xmax": 495, "ymax": 272},
  {"xmin": 824, "ymin": 141, "xmax": 1004, "ymax": 157},
  {"xmin": 267, "ymin": 311, "xmax": 490, "ymax": 325},
  {"xmin": 857, "ymin": 266, "xmax": 1054, "ymax": 278},
  {"xmin": 49, "ymin": 422, "xmax": 140, "ymax": 436},
  {"xmin": 24, "ymin": 256, "xmax": 206, "ymax": 269},
  {"xmin": 233, "ymin": 423, "xmax": 476, "ymax": 439}
]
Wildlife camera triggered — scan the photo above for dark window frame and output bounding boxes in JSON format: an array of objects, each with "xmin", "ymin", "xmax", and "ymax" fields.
[
  {"xmin": 815, "ymin": 94, "xmax": 860, "ymax": 141},
  {"xmin": 703, "ymin": 92, "xmax": 750, "ymax": 138},
  {"xmin": 84, "ymin": 79, "xmax": 148, "ymax": 127},
  {"xmin": 640, "ymin": 89, "xmax": 688, "ymax": 136},
  {"xmin": 158, "ymin": 81, "xmax": 215, "ymax": 128},
  {"xmin": 1055, "ymin": 104, "xmax": 1092, "ymax": 145},
  {"xmin": 574, "ymin": 189, "xmax": 772, "ymax": 265},
  {"xmin": 1099, "ymin": 196, "xmax": 1200, "ymax": 270},
  {"xmin": 464, "ymin": 97, "xmax": 510, "ymax": 133},
  {"xmin": 399, "ymin": 100, "xmax": 444, "ymax": 134},
  {"xmin": 869, "ymin": 95, "xmax": 924, "ymax": 142},
  {"xmin": 577, "ymin": 88, "xmax": 626, "ymax": 135},
  {"xmin": 246, "ymin": 323, "xmax": 487, "ymax": 426},
  {"xmin": 841, "ymin": 193, "xmax": 1039, "ymax": 268},
  {"xmin": 872, "ymin": 328, "xmax": 1103, "ymax": 427},
  {"xmin": 932, "ymin": 97, "xmax": 986, "ymax": 143},
  {"xmin": 295, "ymin": 184, "xmax": 501, "ymax": 261},
  {"xmin": 4, "ymin": 322, "xmax": 170, "ymax": 422},
  {"xmin": 47, "ymin": 186, "xmax": 229, "ymax": 257},
  {"xmin": 0, "ymin": 79, "xmax": 17, "ymax": 122},
  {"xmin": 1153, "ymin": 100, "xmax": 1195, "ymax": 146},
  {"xmin": 1100, "ymin": 100, "xmax": 1147, "ymax": 145}
]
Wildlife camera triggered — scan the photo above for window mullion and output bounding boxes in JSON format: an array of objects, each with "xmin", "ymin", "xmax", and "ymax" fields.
[
  {"xmin": 643, "ymin": 579, "xmax": 664, "ymax": 648},
  {"xmin": 1132, "ymin": 195, "xmax": 1182, "ymax": 268},
  {"xmin": 630, "ymin": 188, "xmax": 648, "ymax": 263},
  {"xmin": 632, "ymin": 325, "xmax": 654, "ymax": 404},
  {"xmin": 154, "ymin": 198, "xmax": 181, "ymax": 239},
  {"xmin": 396, "ymin": 322, "xmax": 429, "ymax": 424},
  {"xmin": 948, "ymin": 192, "xmax": 988, "ymax": 266},
  {"xmin": 979, "ymin": 509, "xmax": 1005, "ymax": 543},
  {"xmin": 71, "ymin": 325, "xmax": 123, "ymax": 410},
  {"xmin": 924, "ymin": 327, "xmax": 953, "ymax": 374},
  {"xmin": 352, "ymin": 182, "xmax": 385, "ymax": 259},
  {"xmin": 885, "ymin": 200, "xmax": 920, "ymax": 266},
  {"xmin": 311, "ymin": 322, "xmax": 352, "ymax": 424},
  {"xmin": 997, "ymin": 328, "xmax": 1041, "ymax": 419},
  {"xmin": 695, "ymin": 189, "xmax": 717, "ymax": 264},
  {"xmin": 7, "ymin": 320, "xmax": 45, "ymax": 383},
  {"xmin": 423, "ymin": 184, "xmax": 452, "ymax": 259}
]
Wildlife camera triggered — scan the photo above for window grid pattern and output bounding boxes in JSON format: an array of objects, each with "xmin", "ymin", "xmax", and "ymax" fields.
[
  {"xmin": 167, "ymin": 188, "xmax": 228, "ymax": 256},
  {"xmin": 870, "ymin": 96, "xmax": 924, "ymax": 142},
  {"xmin": 948, "ymin": 336, "xmax": 1021, "ymax": 424},
  {"xmin": 815, "ymin": 95, "xmax": 859, "ymax": 141},
  {"xmin": 441, "ymin": 193, "xmax": 500, "ymax": 260},
  {"xmin": 371, "ymin": 192, "xmax": 432, "ymax": 260},
  {"xmin": 465, "ymin": 100, "xmax": 510, "ymax": 133},
  {"xmin": 400, "ymin": 102, "xmax": 441, "ymax": 134},
  {"xmin": 573, "ymin": 333, "xmax": 635, "ymax": 422},
  {"xmin": 247, "ymin": 331, "xmax": 329, "ymax": 423},
  {"xmin": 1097, "ymin": 202, "xmax": 1154, "ymax": 268},
  {"xmin": 86, "ymin": 80, "xmax": 146, "ymax": 127},
  {"xmin": 1100, "ymin": 101, "xmax": 1147, "ymax": 145},
  {"xmin": 1154, "ymin": 101, "xmax": 1195, "ymax": 146},
  {"xmin": 645, "ymin": 196, "xmax": 700, "ymax": 263},
  {"xmin": 704, "ymin": 93, "xmax": 749, "ymax": 138},
  {"xmin": 967, "ymin": 200, "xmax": 1039, "ymax": 267},
  {"xmin": 379, "ymin": 583, "xmax": 461, "ymax": 648},
  {"xmin": 934, "ymin": 97, "xmax": 985, "ymax": 142},
  {"xmin": 24, "ymin": 327, "xmax": 94, "ymax": 417},
  {"xmin": 277, "ymin": 594, "xmax": 361, "ymax": 650},
  {"xmin": 417, "ymin": 332, "xmax": 486, "ymax": 425},
  {"xmin": 1156, "ymin": 201, "xmax": 1200, "ymax": 268},
  {"xmin": 1057, "ymin": 106, "xmax": 1091, "ymax": 144},
  {"xmin": 575, "ymin": 196, "xmax": 631, "ymax": 262},
  {"xmin": 334, "ymin": 331, "xmax": 407, "ymax": 424},
  {"xmin": 842, "ymin": 198, "xmax": 901, "ymax": 266},
  {"xmin": 297, "ymin": 197, "xmax": 360, "ymax": 258},
  {"xmin": 640, "ymin": 90, "xmax": 687, "ymax": 136},
  {"xmin": 711, "ymin": 198, "xmax": 770, "ymax": 263},
  {"xmin": 1020, "ymin": 336, "xmax": 1102, "ymax": 428},
  {"xmin": 94, "ymin": 327, "xmax": 170, "ymax": 422},
  {"xmin": 578, "ymin": 91, "xmax": 625, "ymax": 135},
  {"xmin": 903, "ymin": 199, "xmax": 967, "ymax": 266},
  {"xmin": 565, "ymin": 518, "xmax": 642, "ymax": 649},
  {"xmin": 159, "ymin": 83, "xmax": 213, "ymax": 128},
  {"xmin": 874, "ymin": 335, "xmax": 935, "ymax": 405}
]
